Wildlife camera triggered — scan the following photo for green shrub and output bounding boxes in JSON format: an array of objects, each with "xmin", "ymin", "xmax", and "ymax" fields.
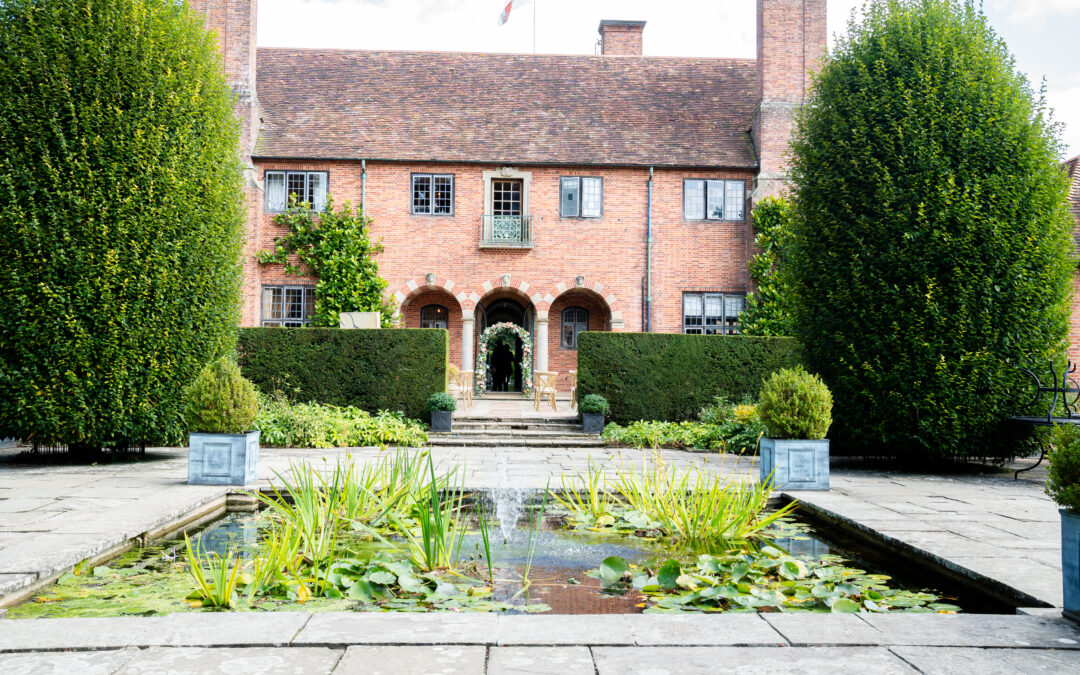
[
  {"xmin": 254, "ymin": 393, "xmax": 426, "ymax": 448},
  {"xmin": 428, "ymin": 392, "xmax": 456, "ymax": 412},
  {"xmin": 577, "ymin": 333, "xmax": 802, "ymax": 424},
  {"xmin": 0, "ymin": 0, "xmax": 244, "ymax": 449},
  {"xmin": 602, "ymin": 421, "xmax": 726, "ymax": 452},
  {"xmin": 757, "ymin": 367, "xmax": 832, "ymax": 440},
  {"xmin": 183, "ymin": 359, "xmax": 259, "ymax": 434},
  {"xmin": 741, "ymin": 197, "xmax": 794, "ymax": 337},
  {"xmin": 788, "ymin": 0, "xmax": 1074, "ymax": 459},
  {"xmin": 1049, "ymin": 425, "xmax": 1080, "ymax": 513},
  {"xmin": 237, "ymin": 328, "xmax": 448, "ymax": 421},
  {"xmin": 580, "ymin": 394, "xmax": 610, "ymax": 416}
]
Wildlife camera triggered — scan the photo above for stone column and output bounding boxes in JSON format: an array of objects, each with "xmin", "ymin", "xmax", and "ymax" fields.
[
  {"xmin": 461, "ymin": 310, "xmax": 475, "ymax": 372},
  {"xmin": 535, "ymin": 312, "xmax": 549, "ymax": 372}
]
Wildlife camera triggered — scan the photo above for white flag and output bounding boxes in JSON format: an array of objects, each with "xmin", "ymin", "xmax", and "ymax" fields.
[{"xmin": 497, "ymin": 0, "xmax": 531, "ymax": 26}]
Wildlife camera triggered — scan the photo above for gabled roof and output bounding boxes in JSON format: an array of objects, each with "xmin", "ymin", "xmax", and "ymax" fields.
[{"xmin": 254, "ymin": 49, "xmax": 758, "ymax": 168}]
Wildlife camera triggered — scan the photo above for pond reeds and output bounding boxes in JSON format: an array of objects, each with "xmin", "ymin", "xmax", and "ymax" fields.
[{"xmin": 183, "ymin": 534, "xmax": 242, "ymax": 609}]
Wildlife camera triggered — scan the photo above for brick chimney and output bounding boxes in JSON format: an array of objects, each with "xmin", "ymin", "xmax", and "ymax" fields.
[
  {"xmin": 752, "ymin": 0, "xmax": 826, "ymax": 198},
  {"xmin": 598, "ymin": 20, "xmax": 646, "ymax": 56},
  {"xmin": 188, "ymin": 0, "xmax": 260, "ymax": 166}
]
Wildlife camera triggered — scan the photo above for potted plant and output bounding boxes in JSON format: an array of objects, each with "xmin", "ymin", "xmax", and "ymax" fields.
[
  {"xmin": 1048, "ymin": 425, "xmax": 1080, "ymax": 622},
  {"xmin": 428, "ymin": 392, "xmax": 456, "ymax": 433},
  {"xmin": 580, "ymin": 394, "xmax": 610, "ymax": 434},
  {"xmin": 757, "ymin": 366, "xmax": 833, "ymax": 490},
  {"xmin": 183, "ymin": 358, "xmax": 260, "ymax": 486}
]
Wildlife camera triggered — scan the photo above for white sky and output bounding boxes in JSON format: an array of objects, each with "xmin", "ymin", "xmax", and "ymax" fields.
[{"xmin": 258, "ymin": 0, "xmax": 1080, "ymax": 159}]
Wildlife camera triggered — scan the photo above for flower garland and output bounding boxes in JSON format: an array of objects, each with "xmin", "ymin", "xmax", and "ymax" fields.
[{"xmin": 475, "ymin": 322, "xmax": 533, "ymax": 397}]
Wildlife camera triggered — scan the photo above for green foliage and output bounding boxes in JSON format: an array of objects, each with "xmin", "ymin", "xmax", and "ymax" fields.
[
  {"xmin": 183, "ymin": 535, "xmax": 241, "ymax": 609},
  {"xmin": 742, "ymin": 197, "xmax": 794, "ymax": 336},
  {"xmin": 427, "ymin": 392, "xmax": 456, "ymax": 412},
  {"xmin": 579, "ymin": 394, "xmax": 610, "ymax": 416},
  {"xmin": 577, "ymin": 333, "xmax": 802, "ymax": 424},
  {"xmin": 788, "ymin": 0, "xmax": 1074, "ymax": 459},
  {"xmin": 0, "ymin": 0, "xmax": 244, "ymax": 448},
  {"xmin": 257, "ymin": 198, "xmax": 393, "ymax": 328},
  {"xmin": 254, "ymin": 393, "xmax": 427, "ymax": 448},
  {"xmin": 237, "ymin": 327, "xmax": 448, "ymax": 421},
  {"xmin": 183, "ymin": 359, "xmax": 259, "ymax": 434},
  {"xmin": 699, "ymin": 398, "xmax": 768, "ymax": 454},
  {"xmin": 757, "ymin": 367, "xmax": 833, "ymax": 440},
  {"xmin": 1049, "ymin": 425, "xmax": 1080, "ymax": 512},
  {"xmin": 603, "ymin": 420, "xmax": 726, "ymax": 452}
]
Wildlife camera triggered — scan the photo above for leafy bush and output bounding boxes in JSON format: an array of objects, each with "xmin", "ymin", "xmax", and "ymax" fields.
[
  {"xmin": 788, "ymin": 0, "xmax": 1074, "ymax": 459},
  {"xmin": 254, "ymin": 393, "xmax": 426, "ymax": 448},
  {"xmin": 1049, "ymin": 425, "xmax": 1080, "ymax": 512},
  {"xmin": 428, "ymin": 392, "xmax": 456, "ymax": 412},
  {"xmin": 603, "ymin": 421, "xmax": 726, "ymax": 452},
  {"xmin": 697, "ymin": 397, "xmax": 767, "ymax": 454},
  {"xmin": 257, "ymin": 198, "xmax": 393, "ymax": 328},
  {"xmin": 183, "ymin": 359, "xmax": 259, "ymax": 434},
  {"xmin": 579, "ymin": 394, "xmax": 610, "ymax": 416},
  {"xmin": 741, "ymin": 197, "xmax": 793, "ymax": 337},
  {"xmin": 0, "ymin": 0, "xmax": 244, "ymax": 449},
  {"xmin": 577, "ymin": 333, "xmax": 802, "ymax": 424},
  {"xmin": 237, "ymin": 328, "xmax": 448, "ymax": 421},
  {"xmin": 757, "ymin": 367, "xmax": 832, "ymax": 440}
]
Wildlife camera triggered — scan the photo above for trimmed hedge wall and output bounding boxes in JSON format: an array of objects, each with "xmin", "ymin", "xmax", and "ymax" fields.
[
  {"xmin": 577, "ymin": 333, "xmax": 802, "ymax": 424},
  {"xmin": 237, "ymin": 328, "xmax": 448, "ymax": 421}
]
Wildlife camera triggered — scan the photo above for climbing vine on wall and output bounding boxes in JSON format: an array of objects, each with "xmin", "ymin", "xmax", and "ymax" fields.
[{"xmin": 257, "ymin": 197, "xmax": 393, "ymax": 328}]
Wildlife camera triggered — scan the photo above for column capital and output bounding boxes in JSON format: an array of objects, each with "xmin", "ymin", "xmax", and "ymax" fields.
[
  {"xmin": 535, "ymin": 310, "xmax": 549, "ymax": 323},
  {"xmin": 461, "ymin": 310, "xmax": 475, "ymax": 322}
]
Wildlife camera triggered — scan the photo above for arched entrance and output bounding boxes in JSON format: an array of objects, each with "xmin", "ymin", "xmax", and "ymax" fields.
[{"xmin": 477, "ymin": 296, "xmax": 533, "ymax": 393}]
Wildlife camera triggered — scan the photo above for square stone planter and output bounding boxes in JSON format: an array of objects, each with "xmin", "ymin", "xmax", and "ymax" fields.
[
  {"xmin": 759, "ymin": 437, "xmax": 829, "ymax": 491},
  {"xmin": 1063, "ymin": 509, "xmax": 1080, "ymax": 622},
  {"xmin": 188, "ymin": 430, "xmax": 259, "ymax": 486},
  {"xmin": 582, "ymin": 413, "xmax": 605, "ymax": 434},
  {"xmin": 430, "ymin": 410, "xmax": 453, "ymax": 433}
]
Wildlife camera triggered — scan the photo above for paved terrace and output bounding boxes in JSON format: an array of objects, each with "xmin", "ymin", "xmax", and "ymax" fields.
[{"xmin": 0, "ymin": 438, "xmax": 1074, "ymax": 672}]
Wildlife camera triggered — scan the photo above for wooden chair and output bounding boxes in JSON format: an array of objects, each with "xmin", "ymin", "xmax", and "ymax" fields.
[
  {"xmin": 567, "ymin": 370, "xmax": 578, "ymax": 410},
  {"xmin": 533, "ymin": 371, "xmax": 558, "ymax": 412},
  {"xmin": 457, "ymin": 370, "xmax": 474, "ymax": 410}
]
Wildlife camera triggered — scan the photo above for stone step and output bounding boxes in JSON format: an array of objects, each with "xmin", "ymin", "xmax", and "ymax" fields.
[
  {"xmin": 426, "ymin": 435, "xmax": 607, "ymax": 448},
  {"xmin": 437, "ymin": 428, "xmax": 591, "ymax": 439},
  {"xmin": 452, "ymin": 421, "xmax": 582, "ymax": 432},
  {"xmin": 454, "ymin": 416, "xmax": 580, "ymax": 425}
]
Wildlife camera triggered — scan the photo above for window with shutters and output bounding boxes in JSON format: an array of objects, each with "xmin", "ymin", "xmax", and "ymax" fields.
[
  {"xmin": 682, "ymin": 292, "xmax": 744, "ymax": 334},
  {"xmin": 261, "ymin": 286, "xmax": 316, "ymax": 327},
  {"xmin": 561, "ymin": 307, "xmax": 589, "ymax": 348},
  {"xmin": 682, "ymin": 179, "xmax": 745, "ymax": 221},
  {"xmin": 559, "ymin": 177, "xmax": 603, "ymax": 218},
  {"xmin": 411, "ymin": 174, "xmax": 454, "ymax": 215},
  {"xmin": 265, "ymin": 171, "xmax": 328, "ymax": 212},
  {"xmin": 420, "ymin": 304, "xmax": 449, "ymax": 329}
]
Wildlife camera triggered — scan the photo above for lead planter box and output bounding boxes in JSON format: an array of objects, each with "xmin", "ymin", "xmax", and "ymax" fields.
[
  {"xmin": 759, "ymin": 437, "xmax": 829, "ymax": 491},
  {"xmin": 582, "ymin": 413, "xmax": 605, "ymax": 434},
  {"xmin": 1063, "ymin": 509, "xmax": 1080, "ymax": 622},
  {"xmin": 430, "ymin": 410, "xmax": 453, "ymax": 433},
  {"xmin": 188, "ymin": 430, "xmax": 260, "ymax": 486}
]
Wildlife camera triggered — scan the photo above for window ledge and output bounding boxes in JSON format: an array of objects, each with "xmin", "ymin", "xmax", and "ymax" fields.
[{"xmin": 479, "ymin": 241, "xmax": 534, "ymax": 250}]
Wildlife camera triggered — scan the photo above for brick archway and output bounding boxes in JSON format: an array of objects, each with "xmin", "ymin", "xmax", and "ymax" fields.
[
  {"xmin": 547, "ymin": 277, "xmax": 623, "ymax": 328},
  {"xmin": 476, "ymin": 274, "xmax": 549, "ymax": 313},
  {"xmin": 391, "ymin": 275, "xmax": 477, "ymax": 319}
]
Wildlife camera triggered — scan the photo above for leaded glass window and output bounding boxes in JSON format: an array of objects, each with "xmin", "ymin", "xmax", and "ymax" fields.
[
  {"xmin": 420, "ymin": 304, "xmax": 449, "ymax": 329},
  {"xmin": 682, "ymin": 292, "xmax": 744, "ymax": 335},
  {"xmin": 265, "ymin": 171, "xmax": 329, "ymax": 212},
  {"xmin": 412, "ymin": 174, "xmax": 454, "ymax": 215},
  {"xmin": 560, "ymin": 177, "xmax": 602, "ymax": 218},
  {"xmin": 262, "ymin": 286, "xmax": 315, "ymax": 327},
  {"xmin": 493, "ymin": 180, "xmax": 522, "ymax": 216},
  {"xmin": 562, "ymin": 307, "xmax": 589, "ymax": 348},
  {"xmin": 683, "ymin": 179, "xmax": 744, "ymax": 221}
]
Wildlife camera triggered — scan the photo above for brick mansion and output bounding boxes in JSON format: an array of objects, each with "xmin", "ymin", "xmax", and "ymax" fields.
[{"xmin": 191, "ymin": 0, "xmax": 827, "ymax": 391}]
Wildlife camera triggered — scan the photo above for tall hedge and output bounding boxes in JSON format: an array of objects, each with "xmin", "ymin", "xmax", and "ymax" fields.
[
  {"xmin": 788, "ymin": 0, "xmax": 1075, "ymax": 460},
  {"xmin": 0, "ymin": 0, "xmax": 244, "ymax": 449},
  {"xmin": 237, "ymin": 328, "xmax": 448, "ymax": 421},
  {"xmin": 577, "ymin": 333, "xmax": 802, "ymax": 424}
]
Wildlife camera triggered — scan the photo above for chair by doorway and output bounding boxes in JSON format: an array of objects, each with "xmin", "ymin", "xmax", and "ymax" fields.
[
  {"xmin": 533, "ymin": 371, "xmax": 558, "ymax": 412},
  {"xmin": 567, "ymin": 370, "xmax": 578, "ymax": 410}
]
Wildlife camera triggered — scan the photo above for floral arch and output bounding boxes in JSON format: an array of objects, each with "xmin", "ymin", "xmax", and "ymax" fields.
[{"xmin": 476, "ymin": 322, "xmax": 532, "ymax": 397}]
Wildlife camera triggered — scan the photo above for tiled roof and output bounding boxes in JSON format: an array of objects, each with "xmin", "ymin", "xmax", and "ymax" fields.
[
  {"xmin": 1065, "ymin": 155, "xmax": 1080, "ymax": 251},
  {"xmin": 254, "ymin": 49, "xmax": 758, "ymax": 168}
]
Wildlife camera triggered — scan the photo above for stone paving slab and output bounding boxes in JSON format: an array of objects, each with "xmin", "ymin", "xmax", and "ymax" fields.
[
  {"xmin": 335, "ymin": 645, "xmax": 486, "ymax": 674},
  {"xmin": 0, "ymin": 647, "xmax": 139, "ymax": 675},
  {"xmin": 859, "ymin": 613, "xmax": 1080, "ymax": 648},
  {"xmin": 149, "ymin": 611, "xmax": 311, "ymax": 647},
  {"xmin": 0, "ymin": 616, "xmax": 166, "ymax": 652},
  {"xmin": 292, "ymin": 612, "xmax": 498, "ymax": 645},
  {"xmin": 890, "ymin": 645, "xmax": 1080, "ymax": 673},
  {"xmin": 625, "ymin": 614, "xmax": 785, "ymax": 646},
  {"xmin": 115, "ymin": 646, "xmax": 342, "ymax": 675},
  {"xmin": 487, "ymin": 646, "xmax": 595, "ymax": 674},
  {"xmin": 591, "ymin": 646, "xmax": 915, "ymax": 674},
  {"xmin": 762, "ymin": 613, "xmax": 890, "ymax": 646},
  {"xmin": 496, "ymin": 614, "xmax": 632, "ymax": 645}
]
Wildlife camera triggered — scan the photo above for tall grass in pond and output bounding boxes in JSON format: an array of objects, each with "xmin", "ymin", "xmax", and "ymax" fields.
[
  {"xmin": 612, "ymin": 457, "xmax": 796, "ymax": 545},
  {"xmin": 550, "ymin": 457, "xmax": 621, "ymax": 519},
  {"xmin": 518, "ymin": 481, "xmax": 550, "ymax": 595},
  {"xmin": 183, "ymin": 534, "xmax": 242, "ymax": 609}
]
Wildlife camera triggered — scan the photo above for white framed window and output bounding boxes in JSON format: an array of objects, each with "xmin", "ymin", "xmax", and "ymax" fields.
[
  {"xmin": 265, "ymin": 171, "xmax": 328, "ymax": 212},
  {"xmin": 682, "ymin": 179, "xmax": 745, "ymax": 221},
  {"xmin": 261, "ymin": 286, "xmax": 316, "ymax": 327},
  {"xmin": 412, "ymin": 174, "xmax": 454, "ymax": 215},
  {"xmin": 420, "ymin": 304, "xmax": 449, "ymax": 329},
  {"xmin": 561, "ymin": 307, "xmax": 589, "ymax": 348},
  {"xmin": 560, "ymin": 177, "xmax": 603, "ymax": 218},
  {"xmin": 682, "ymin": 292, "xmax": 744, "ymax": 334}
]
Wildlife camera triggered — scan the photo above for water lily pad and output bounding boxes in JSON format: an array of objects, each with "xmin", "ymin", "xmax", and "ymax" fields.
[
  {"xmin": 831, "ymin": 597, "xmax": 860, "ymax": 613},
  {"xmin": 658, "ymin": 560, "xmax": 681, "ymax": 590},
  {"xmin": 599, "ymin": 556, "xmax": 630, "ymax": 582},
  {"xmin": 367, "ymin": 570, "xmax": 396, "ymax": 585}
]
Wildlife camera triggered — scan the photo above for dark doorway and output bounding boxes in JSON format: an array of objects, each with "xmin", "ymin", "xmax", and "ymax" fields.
[{"xmin": 480, "ymin": 298, "xmax": 528, "ymax": 392}]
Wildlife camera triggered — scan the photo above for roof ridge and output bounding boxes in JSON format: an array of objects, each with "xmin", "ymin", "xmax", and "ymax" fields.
[{"xmin": 254, "ymin": 45, "xmax": 755, "ymax": 62}]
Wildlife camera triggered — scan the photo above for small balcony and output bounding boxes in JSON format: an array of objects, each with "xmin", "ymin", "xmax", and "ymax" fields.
[{"xmin": 479, "ymin": 214, "xmax": 533, "ymax": 249}]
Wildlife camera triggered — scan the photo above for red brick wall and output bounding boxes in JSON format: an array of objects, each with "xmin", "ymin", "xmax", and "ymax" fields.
[
  {"xmin": 600, "ymin": 23, "xmax": 645, "ymax": 56},
  {"xmin": 549, "ymin": 290, "xmax": 611, "ymax": 389},
  {"xmin": 401, "ymin": 289, "xmax": 462, "ymax": 367}
]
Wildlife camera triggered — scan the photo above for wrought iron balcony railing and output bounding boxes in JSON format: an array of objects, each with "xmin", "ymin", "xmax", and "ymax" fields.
[{"xmin": 480, "ymin": 214, "xmax": 533, "ymax": 248}]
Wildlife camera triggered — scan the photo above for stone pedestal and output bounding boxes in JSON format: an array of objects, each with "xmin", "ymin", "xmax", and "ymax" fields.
[
  {"xmin": 188, "ymin": 430, "xmax": 260, "ymax": 486},
  {"xmin": 759, "ymin": 438, "xmax": 829, "ymax": 491}
]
